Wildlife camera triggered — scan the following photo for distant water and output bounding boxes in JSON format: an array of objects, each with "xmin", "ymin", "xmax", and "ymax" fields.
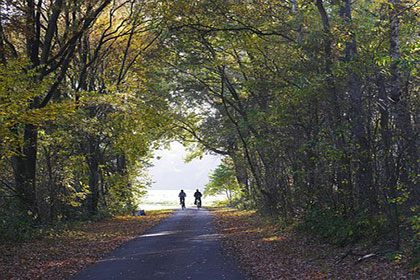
[{"xmin": 139, "ymin": 189, "xmax": 225, "ymax": 210}]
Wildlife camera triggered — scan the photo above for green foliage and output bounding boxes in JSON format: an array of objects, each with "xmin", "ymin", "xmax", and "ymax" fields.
[
  {"xmin": 407, "ymin": 214, "xmax": 420, "ymax": 271},
  {"xmin": 0, "ymin": 59, "xmax": 51, "ymax": 157},
  {"xmin": 0, "ymin": 211, "xmax": 37, "ymax": 241},
  {"xmin": 208, "ymin": 199, "xmax": 231, "ymax": 207},
  {"xmin": 299, "ymin": 209, "xmax": 388, "ymax": 246},
  {"xmin": 408, "ymin": 215, "xmax": 420, "ymax": 240},
  {"xmin": 204, "ymin": 158, "xmax": 240, "ymax": 204},
  {"xmin": 0, "ymin": 197, "xmax": 38, "ymax": 241},
  {"xmin": 0, "ymin": 0, "xmax": 175, "ymax": 229}
]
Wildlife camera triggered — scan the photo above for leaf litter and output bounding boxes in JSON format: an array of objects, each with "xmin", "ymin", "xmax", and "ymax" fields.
[
  {"xmin": 212, "ymin": 208, "xmax": 415, "ymax": 280},
  {"xmin": 0, "ymin": 210, "xmax": 172, "ymax": 280}
]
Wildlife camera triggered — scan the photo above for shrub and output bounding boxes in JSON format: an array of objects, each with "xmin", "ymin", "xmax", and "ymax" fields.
[{"xmin": 299, "ymin": 209, "xmax": 387, "ymax": 246}]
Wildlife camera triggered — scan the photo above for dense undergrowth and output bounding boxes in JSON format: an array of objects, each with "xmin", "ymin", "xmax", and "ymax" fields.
[
  {"xmin": 299, "ymin": 208, "xmax": 420, "ymax": 272},
  {"xmin": 0, "ymin": 198, "xmax": 130, "ymax": 242},
  {"xmin": 213, "ymin": 198, "xmax": 419, "ymax": 273},
  {"xmin": 213, "ymin": 207, "xmax": 418, "ymax": 279}
]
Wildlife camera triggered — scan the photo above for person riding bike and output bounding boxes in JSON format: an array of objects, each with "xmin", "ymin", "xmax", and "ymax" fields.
[
  {"xmin": 178, "ymin": 190, "xmax": 186, "ymax": 209},
  {"xmin": 194, "ymin": 189, "xmax": 202, "ymax": 207}
]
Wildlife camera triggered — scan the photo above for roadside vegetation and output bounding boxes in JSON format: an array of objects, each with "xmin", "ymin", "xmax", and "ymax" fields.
[{"xmin": 213, "ymin": 208, "xmax": 417, "ymax": 279}]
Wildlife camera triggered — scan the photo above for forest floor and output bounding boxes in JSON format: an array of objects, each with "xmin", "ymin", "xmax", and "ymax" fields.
[
  {"xmin": 212, "ymin": 208, "xmax": 416, "ymax": 280},
  {"xmin": 0, "ymin": 210, "xmax": 172, "ymax": 280}
]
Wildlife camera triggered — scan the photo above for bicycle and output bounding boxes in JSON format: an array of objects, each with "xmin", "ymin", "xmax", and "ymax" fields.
[
  {"xmin": 180, "ymin": 198, "xmax": 186, "ymax": 209},
  {"xmin": 195, "ymin": 198, "xmax": 201, "ymax": 209}
]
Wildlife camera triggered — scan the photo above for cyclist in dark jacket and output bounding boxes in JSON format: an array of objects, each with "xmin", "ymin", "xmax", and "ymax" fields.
[
  {"xmin": 179, "ymin": 190, "xmax": 186, "ymax": 209},
  {"xmin": 194, "ymin": 189, "xmax": 202, "ymax": 206}
]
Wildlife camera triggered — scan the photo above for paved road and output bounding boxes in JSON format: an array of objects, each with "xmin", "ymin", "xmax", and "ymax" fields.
[{"xmin": 74, "ymin": 208, "xmax": 245, "ymax": 280}]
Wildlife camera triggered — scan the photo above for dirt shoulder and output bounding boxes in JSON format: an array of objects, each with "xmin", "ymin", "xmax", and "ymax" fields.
[
  {"xmin": 0, "ymin": 210, "xmax": 172, "ymax": 280},
  {"xmin": 212, "ymin": 208, "xmax": 414, "ymax": 280}
]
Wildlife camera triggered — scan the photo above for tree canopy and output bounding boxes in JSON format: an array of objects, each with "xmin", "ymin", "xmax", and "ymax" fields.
[{"xmin": 0, "ymin": 0, "xmax": 418, "ymax": 254}]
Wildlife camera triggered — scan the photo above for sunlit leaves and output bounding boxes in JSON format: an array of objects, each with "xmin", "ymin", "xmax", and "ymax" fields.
[{"xmin": 205, "ymin": 158, "xmax": 240, "ymax": 200}]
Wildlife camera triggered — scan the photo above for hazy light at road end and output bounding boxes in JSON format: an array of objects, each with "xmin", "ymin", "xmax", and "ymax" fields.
[{"xmin": 148, "ymin": 142, "xmax": 221, "ymax": 190}]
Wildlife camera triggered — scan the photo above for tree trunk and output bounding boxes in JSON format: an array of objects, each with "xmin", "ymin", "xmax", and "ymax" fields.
[
  {"xmin": 232, "ymin": 154, "xmax": 249, "ymax": 196},
  {"xmin": 389, "ymin": 0, "xmax": 419, "ymax": 206},
  {"xmin": 87, "ymin": 139, "xmax": 100, "ymax": 215},
  {"xmin": 315, "ymin": 0, "xmax": 353, "ymax": 212},
  {"xmin": 340, "ymin": 0, "xmax": 376, "ymax": 211},
  {"xmin": 14, "ymin": 124, "xmax": 38, "ymax": 214}
]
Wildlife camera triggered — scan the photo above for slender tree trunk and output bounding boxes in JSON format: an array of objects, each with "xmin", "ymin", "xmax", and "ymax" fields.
[
  {"xmin": 389, "ymin": 0, "xmax": 419, "ymax": 206},
  {"xmin": 12, "ymin": 0, "xmax": 41, "ymax": 216},
  {"xmin": 377, "ymin": 74, "xmax": 400, "ymax": 249},
  {"xmin": 0, "ymin": 20, "xmax": 7, "ymax": 64},
  {"xmin": 87, "ymin": 139, "xmax": 100, "ymax": 215},
  {"xmin": 14, "ymin": 124, "xmax": 38, "ymax": 214},
  {"xmin": 340, "ymin": 0, "xmax": 376, "ymax": 211},
  {"xmin": 315, "ymin": 0, "xmax": 353, "ymax": 211},
  {"xmin": 44, "ymin": 147, "xmax": 58, "ymax": 222}
]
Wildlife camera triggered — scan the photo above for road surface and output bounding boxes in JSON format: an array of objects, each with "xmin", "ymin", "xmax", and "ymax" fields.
[{"xmin": 74, "ymin": 208, "xmax": 245, "ymax": 280}]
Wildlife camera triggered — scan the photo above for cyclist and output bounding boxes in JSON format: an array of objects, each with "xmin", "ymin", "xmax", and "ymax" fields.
[
  {"xmin": 178, "ymin": 190, "xmax": 186, "ymax": 209},
  {"xmin": 194, "ymin": 189, "xmax": 202, "ymax": 207}
]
